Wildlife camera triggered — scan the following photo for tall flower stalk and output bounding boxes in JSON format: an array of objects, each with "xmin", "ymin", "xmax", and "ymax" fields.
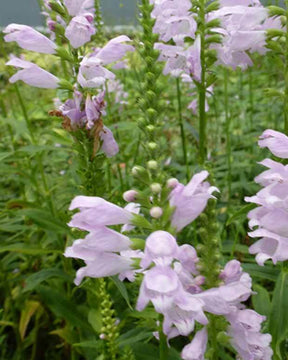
[
  {"xmin": 176, "ymin": 78, "xmax": 190, "ymax": 181},
  {"xmin": 197, "ymin": 0, "xmax": 208, "ymax": 165},
  {"xmin": 285, "ymin": 0, "xmax": 288, "ymax": 133}
]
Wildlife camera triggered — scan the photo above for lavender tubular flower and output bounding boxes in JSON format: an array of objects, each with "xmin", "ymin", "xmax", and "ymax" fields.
[
  {"xmin": 65, "ymin": 15, "xmax": 96, "ymax": 48},
  {"xmin": 78, "ymin": 56, "xmax": 115, "ymax": 88},
  {"xmin": 100, "ymin": 126, "xmax": 119, "ymax": 158},
  {"xmin": 68, "ymin": 253, "xmax": 134, "ymax": 285},
  {"xmin": 68, "ymin": 196, "xmax": 134, "ymax": 230},
  {"xmin": 246, "ymin": 130, "xmax": 288, "ymax": 265},
  {"xmin": 6, "ymin": 57, "xmax": 59, "ymax": 88},
  {"xmin": 65, "ymin": 197, "xmax": 140, "ymax": 284},
  {"xmin": 3, "ymin": 24, "xmax": 57, "ymax": 54},
  {"xmin": 169, "ymin": 171, "xmax": 218, "ymax": 232},
  {"xmin": 60, "ymin": 91, "xmax": 86, "ymax": 128},
  {"xmin": 64, "ymin": 0, "xmax": 88, "ymax": 16},
  {"xmin": 227, "ymin": 309, "xmax": 273, "ymax": 360},
  {"xmin": 95, "ymin": 35, "xmax": 134, "ymax": 65},
  {"xmin": 181, "ymin": 327, "xmax": 208, "ymax": 360},
  {"xmin": 258, "ymin": 129, "xmax": 288, "ymax": 158},
  {"xmin": 85, "ymin": 92, "xmax": 106, "ymax": 129}
]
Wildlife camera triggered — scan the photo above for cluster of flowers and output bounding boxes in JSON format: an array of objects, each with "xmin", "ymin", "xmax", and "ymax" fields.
[
  {"xmin": 209, "ymin": 0, "xmax": 280, "ymax": 70},
  {"xmin": 42, "ymin": 0, "xmax": 96, "ymax": 47},
  {"xmin": 65, "ymin": 171, "xmax": 272, "ymax": 359},
  {"xmin": 246, "ymin": 129, "xmax": 288, "ymax": 265},
  {"xmin": 3, "ymin": 0, "xmax": 134, "ymax": 158},
  {"xmin": 150, "ymin": 0, "xmax": 281, "ymax": 113}
]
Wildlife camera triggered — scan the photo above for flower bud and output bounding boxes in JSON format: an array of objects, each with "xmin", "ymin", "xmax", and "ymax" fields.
[
  {"xmin": 132, "ymin": 166, "xmax": 150, "ymax": 184},
  {"xmin": 58, "ymin": 79, "xmax": 74, "ymax": 91},
  {"xmin": 99, "ymin": 334, "xmax": 106, "ymax": 340},
  {"xmin": 150, "ymin": 207, "xmax": 163, "ymax": 219},
  {"xmin": 146, "ymin": 108, "xmax": 157, "ymax": 119},
  {"xmin": 148, "ymin": 142, "xmax": 157, "ymax": 150},
  {"xmin": 167, "ymin": 178, "xmax": 179, "ymax": 188},
  {"xmin": 49, "ymin": 1, "xmax": 67, "ymax": 17},
  {"xmin": 123, "ymin": 190, "xmax": 138, "ymax": 202},
  {"xmin": 147, "ymin": 160, "xmax": 158, "ymax": 170},
  {"xmin": 146, "ymin": 125, "xmax": 155, "ymax": 133},
  {"xmin": 150, "ymin": 183, "xmax": 162, "ymax": 194},
  {"xmin": 216, "ymin": 331, "xmax": 230, "ymax": 345},
  {"xmin": 132, "ymin": 165, "xmax": 145, "ymax": 176}
]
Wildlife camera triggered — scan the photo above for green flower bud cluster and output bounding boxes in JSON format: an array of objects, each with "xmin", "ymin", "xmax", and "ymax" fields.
[
  {"xmin": 121, "ymin": 347, "xmax": 135, "ymax": 360},
  {"xmin": 94, "ymin": 0, "xmax": 105, "ymax": 46},
  {"xmin": 137, "ymin": 0, "xmax": 165, "ymax": 157},
  {"xmin": 98, "ymin": 279, "xmax": 119, "ymax": 360},
  {"xmin": 197, "ymin": 200, "xmax": 221, "ymax": 288}
]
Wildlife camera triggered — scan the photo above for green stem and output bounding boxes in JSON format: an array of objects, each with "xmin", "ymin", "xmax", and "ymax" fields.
[
  {"xmin": 285, "ymin": 0, "xmax": 288, "ymax": 133},
  {"xmin": 176, "ymin": 78, "xmax": 190, "ymax": 181},
  {"xmin": 198, "ymin": 0, "xmax": 207, "ymax": 165},
  {"xmin": 248, "ymin": 67, "xmax": 254, "ymax": 133},
  {"xmin": 14, "ymin": 84, "xmax": 35, "ymax": 143},
  {"xmin": 159, "ymin": 318, "xmax": 168, "ymax": 360},
  {"xmin": 224, "ymin": 69, "xmax": 232, "ymax": 203},
  {"xmin": 94, "ymin": 0, "xmax": 105, "ymax": 45}
]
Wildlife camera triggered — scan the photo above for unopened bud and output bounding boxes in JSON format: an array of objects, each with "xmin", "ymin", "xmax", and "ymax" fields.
[
  {"xmin": 58, "ymin": 79, "xmax": 74, "ymax": 91},
  {"xmin": 146, "ymin": 125, "xmax": 155, "ymax": 132},
  {"xmin": 148, "ymin": 142, "xmax": 157, "ymax": 150},
  {"xmin": 99, "ymin": 333, "xmax": 106, "ymax": 340},
  {"xmin": 132, "ymin": 166, "xmax": 145, "ymax": 176},
  {"xmin": 132, "ymin": 166, "xmax": 150, "ymax": 184},
  {"xmin": 150, "ymin": 207, "xmax": 163, "ymax": 219},
  {"xmin": 123, "ymin": 190, "xmax": 138, "ymax": 202},
  {"xmin": 167, "ymin": 178, "xmax": 179, "ymax": 188},
  {"xmin": 150, "ymin": 183, "xmax": 162, "ymax": 194},
  {"xmin": 147, "ymin": 160, "xmax": 158, "ymax": 170}
]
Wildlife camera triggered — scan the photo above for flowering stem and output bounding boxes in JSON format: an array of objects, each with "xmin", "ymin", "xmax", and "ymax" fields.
[
  {"xmin": 159, "ymin": 318, "xmax": 168, "ymax": 360},
  {"xmin": 176, "ymin": 78, "xmax": 190, "ymax": 181},
  {"xmin": 94, "ymin": 0, "xmax": 105, "ymax": 45},
  {"xmin": 198, "ymin": 0, "xmax": 207, "ymax": 165},
  {"xmin": 14, "ymin": 84, "xmax": 35, "ymax": 143},
  {"xmin": 224, "ymin": 69, "xmax": 232, "ymax": 203},
  {"xmin": 285, "ymin": 0, "xmax": 288, "ymax": 133},
  {"xmin": 248, "ymin": 67, "xmax": 254, "ymax": 133}
]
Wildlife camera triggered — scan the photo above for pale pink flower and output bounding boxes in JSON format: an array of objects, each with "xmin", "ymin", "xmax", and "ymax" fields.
[
  {"xmin": 6, "ymin": 57, "xmax": 59, "ymax": 88},
  {"xmin": 181, "ymin": 327, "xmax": 208, "ymax": 360},
  {"xmin": 65, "ymin": 15, "xmax": 95, "ymax": 48},
  {"xmin": 3, "ymin": 24, "xmax": 56, "ymax": 54}
]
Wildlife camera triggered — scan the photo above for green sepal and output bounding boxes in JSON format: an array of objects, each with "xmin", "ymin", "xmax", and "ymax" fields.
[
  {"xmin": 131, "ymin": 214, "xmax": 153, "ymax": 230},
  {"xmin": 205, "ymin": 1, "xmax": 220, "ymax": 13},
  {"xmin": 268, "ymin": 5, "xmax": 286, "ymax": 17},
  {"xmin": 56, "ymin": 48, "xmax": 74, "ymax": 62}
]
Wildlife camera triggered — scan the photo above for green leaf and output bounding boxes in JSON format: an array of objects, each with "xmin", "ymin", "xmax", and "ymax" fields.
[
  {"xmin": 88, "ymin": 309, "xmax": 102, "ymax": 332},
  {"xmin": 117, "ymin": 328, "xmax": 152, "ymax": 347},
  {"xmin": 19, "ymin": 300, "xmax": 41, "ymax": 341},
  {"xmin": 0, "ymin": 244, "xmax": 62, "ymax": 255},
  {"xmin": 252, "ymin": 284, "xmax": 271, "ymax": 317},
  {"xmin": 37, "ymin": 285, "xmax": 92, "ymax": 331},
  {"xmin": 132, "ymin": 343, "xmax": 181, "ymax": 360},
  {"xmin": 110, "ymin": 276, "xmax": 133, "ymax": 310},
  {"xmin": 72, "ymin": 340, "xmax": 102, "ymax": 349},
  {"xmin": 226, "ymin": 203, "xmax": 256, "ymax": 226},
  {"xmin": 24, "ymin": 268, "xmax": 72, "ymax": 292},
  {"xmin": 269, "ymin": 270, "xmax": 288, "ymax": 359},
  {"xmin": 19, "ymin": 209, "xmax": 68, "ymax": 233},
  {"xmin": 0, "ymin": 152, "xmax": 13, "ymax": 162},
  {"xmin": 242, "ymin": 263, "xmax": 280, "ymax": 282}
]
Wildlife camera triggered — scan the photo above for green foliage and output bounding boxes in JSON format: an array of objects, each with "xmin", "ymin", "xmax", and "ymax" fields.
[{"xmin": 0, "ymin": 6, "xmax": 288, "ymax": 359}]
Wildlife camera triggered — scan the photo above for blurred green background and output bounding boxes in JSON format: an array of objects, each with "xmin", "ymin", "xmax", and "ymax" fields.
[{"xmin": 0, "ymin": 0, "xmax": 138, "ymax": 26}]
